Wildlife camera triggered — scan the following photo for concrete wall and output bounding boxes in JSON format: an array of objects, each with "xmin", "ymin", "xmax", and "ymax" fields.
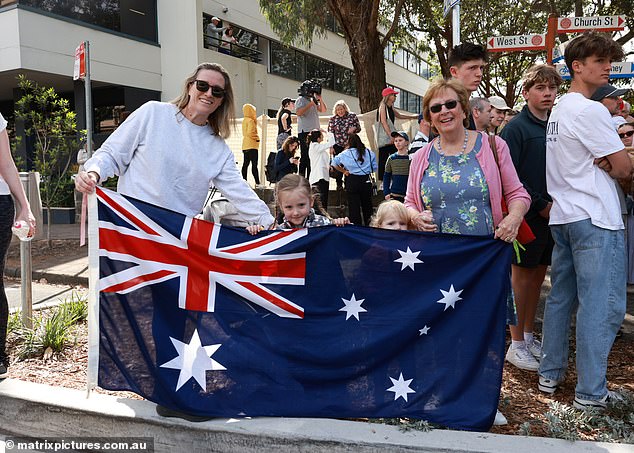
[
  {"xmin": 0, "ymin": 8, "xmax": 21, "ymax": 72},
  {"xmin": 12, "ymin": 8, "xmax": 161, "ymax": 91}
]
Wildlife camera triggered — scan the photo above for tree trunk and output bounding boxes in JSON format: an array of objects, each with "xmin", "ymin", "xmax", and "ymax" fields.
[{"xmin": 328, "ymin": 0, "xmax": 386, "ymax": 113}]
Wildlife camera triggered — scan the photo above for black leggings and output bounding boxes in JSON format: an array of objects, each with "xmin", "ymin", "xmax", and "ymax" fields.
[
  {"xmin": 344, "ymin": 174, "xmax": 373, "ymax": 226},
  {"xmin": 0, "ymin": 195, "xmax": 14, "ymax": 365},
  {"xmin": 241, "ymin": 149, "xmax": 260, "ymax": 185},
  {"xmin": 298, "ymin": 131, "xmax": 311, "ymax": 178}
]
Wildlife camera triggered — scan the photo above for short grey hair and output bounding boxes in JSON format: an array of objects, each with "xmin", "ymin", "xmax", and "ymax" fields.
[{"xmin": 470, "ymin": 97, "xmax": 490, "ymax": 112}]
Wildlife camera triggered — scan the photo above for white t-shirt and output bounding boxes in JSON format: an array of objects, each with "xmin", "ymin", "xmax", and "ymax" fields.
[
  {"xmin": 0, "ymin": 113, "xmax": 10, "ymax": 195},
  {"xmin": 308, "ymin": 133, "xmax": 335, "ymax": 185},
  {"xmin": 546, "ymin": 93, "xmax": 625, "ymax": 230}
]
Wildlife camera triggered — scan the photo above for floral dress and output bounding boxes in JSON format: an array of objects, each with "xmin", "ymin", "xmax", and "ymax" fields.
[
  {"xmin": 421, "ymin": 134, "xmax": 516, "ymax": 324},
  {"xmin": 420, "ymin": 135, "xmax": 493, "ymax": 235}
]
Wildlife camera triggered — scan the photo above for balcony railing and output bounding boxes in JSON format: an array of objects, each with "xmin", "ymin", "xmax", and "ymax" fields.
[{"xmin": 204, "ymin": 34, "xmax": 262, "ymax": 64}]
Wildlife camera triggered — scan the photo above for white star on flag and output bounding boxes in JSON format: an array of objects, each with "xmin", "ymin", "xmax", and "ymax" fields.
[
  {"xmin": 160, "ymin": 329, "xmax": 226, "ymax": 391},
  {"xmin": 419, "ymin": 325, "xmax": 430, "ymax": 335},
  {"xmin": 436, "ymin": 284, "xmax": 464, "ymax": 311},
  {"xmin": 394, "ymin": 247, "xmax": 423, "ymax": 271},
  {"xmin": 387, "ymin": 372, "xmax": 416, "ymax": 402},
  {"xmin": 339, "ymin": 294, "xmax": 367, "ymax": 320}
]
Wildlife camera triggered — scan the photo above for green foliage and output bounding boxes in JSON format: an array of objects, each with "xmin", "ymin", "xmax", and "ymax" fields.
[
  {"xmin": 539, "ymin": 392, "xmax": 634, "ymax": 443},
  {"xmin": 259, "ymin": 0, "xmax": 329, "ymax": 47},
  {"xmin": 6, "ymin": 312, "xmax": 21, "ymax": 335},
  {"xmin": 14, "ymin": 75, "xmax": 81, "ymax": 209},
  {"xmin": 9, "ymin": 292, "xmax": 88, "ymax": 359}
]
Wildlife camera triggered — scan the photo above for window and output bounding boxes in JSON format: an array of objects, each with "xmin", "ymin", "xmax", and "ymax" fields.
[
  {"xmin": 306, "ymin": 55, "xmax": 334, "ymax": 90},
  {"xmin": 334, "ymin": 66, "xmax": 357, "ymax": 96},
  {"xmin": 270, "ymin": 42, "xmax": 301, "ymax": 80},
  {"xmin": 20, "ymin": 0, "xmax": 158, "ymax": 42}
]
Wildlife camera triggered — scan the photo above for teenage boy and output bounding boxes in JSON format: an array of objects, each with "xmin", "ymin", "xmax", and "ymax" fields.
[
  {"xmin": 448, "ymin": 42, "xmax": 488, "ymax": 94},
  {"xmin": 539, "ymin": 32, "xmax": 631, "ymax": 410},
  {"xmin": 500, "ymin": 64, "xmax": 563, "ymax": 372},
  {"xmin": 448, "ymin": 42, "xmax": 487, "ymax": 130},
  {"xmin": 383, "ymin": 131, "xmax": 411, "ymax": 202}
]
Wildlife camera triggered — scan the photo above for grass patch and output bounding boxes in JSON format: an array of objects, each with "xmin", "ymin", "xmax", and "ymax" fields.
[{"xmin": 9, "ymin": 291, "xmax": 88, "ymax": 360}]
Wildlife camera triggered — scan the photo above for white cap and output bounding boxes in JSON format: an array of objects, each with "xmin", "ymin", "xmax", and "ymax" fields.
[{"xmin": 488, "ymin": 96, "xmax": 512, "ymax": 111}]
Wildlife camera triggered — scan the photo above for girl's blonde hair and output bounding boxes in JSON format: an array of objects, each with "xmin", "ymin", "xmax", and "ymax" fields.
[
  {"xmin": 370, "ymin": 200, "xmax": 411, "ymax": 228},
  {"xmin": 171, "ymin": 62, "xmax": 236, "ymax": 139}
]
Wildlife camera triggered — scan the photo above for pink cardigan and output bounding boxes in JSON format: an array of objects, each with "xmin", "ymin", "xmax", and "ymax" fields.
[{"xmin": 404, "ymin": 132, "xmax": 530, "ymax": 227}]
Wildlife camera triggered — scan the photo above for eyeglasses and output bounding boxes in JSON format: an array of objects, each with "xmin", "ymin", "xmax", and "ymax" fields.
[
  {"xmin": 429, "ymin": 99, "xmax": 458, "ymax": 114},
  {"xmin": 194, "ymin": 80, "xmax": 226, "ymax": 98},
  {"xmin": 618, "ymin": 130, "xmax": 634, "ymax": 139}
]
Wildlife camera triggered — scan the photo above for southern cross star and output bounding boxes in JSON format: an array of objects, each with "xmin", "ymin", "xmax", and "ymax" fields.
[
  {"xmin": 160, "ymin": 329, "xmax": 226, "ymax": 391},
  {"xmin": 436, "ymin": 284, "xmax": 464, "ymax": 311},
  {"xmin": 394, "ymin": 247, "xmax": 423, "ymax": 271},
  {"xmin": 339, "ymin": 294, "xmax": 367, "ymax": 321},
  {"xmin": 387, "ymin": 372, "xmax": 416, "ymax": 402},
  {"xmin": 419, "ymin": 325, "xmax": 430, "ymax": 335}
]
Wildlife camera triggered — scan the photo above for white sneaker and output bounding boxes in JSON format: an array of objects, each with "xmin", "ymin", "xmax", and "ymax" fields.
[
  {"xmin": 506, "ymin": 345, "xmax": 539, "ymax": 371},
  {"xmin": 538, "ymin": 376, "xmax": 560, "ymax": 394},
  {"xmin": 573, "ymin": 390, "xmax": 624, "ymax": 411},
  {"xmin": 526, "ymin": 339, "xmax": 542, "ymax": 360},
  {"xmin": 493, "ymin": 410, "xmax": 508, "ymax": 426}
]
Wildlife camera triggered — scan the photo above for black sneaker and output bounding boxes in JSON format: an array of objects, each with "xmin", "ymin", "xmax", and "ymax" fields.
[
  {"xmin": 155, "ymin": 404, "xmax": 213, "ymax": 422},
  {"xmin": 0, "ymin": 363, "xmax": 8, "ymax": 379}
]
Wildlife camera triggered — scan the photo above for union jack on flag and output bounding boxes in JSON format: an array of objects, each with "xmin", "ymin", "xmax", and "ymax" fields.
[
  {"xmin": 96, "ymin": 187, "xmax": 306, "ymax": 318},
  {"xmin": 94, "ymin": 187, "xmax": 513, "ymax": 431}
]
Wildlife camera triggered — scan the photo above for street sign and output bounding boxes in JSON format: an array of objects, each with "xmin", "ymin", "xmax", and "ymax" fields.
[
  {"xmin": 552, "ymin": 44, "xmax": 565, "ymax": 63},
  {"xmin": 556, "ymin": 61, "xmax": 634, "ymax": 80},
  {"xmin": 443, "ymin": 0, "xmax": 459, "ymax": 18},
  {"xmin": 73, "ymin": 42, "xmax": 86, "ymax": 80},
  {"xmin": 557, "ymin": 15, "xmax": 626, "ymax": 33},
  {"xmin": 487, "ymin": 34, "xmax": 546, "ymax": 52}
]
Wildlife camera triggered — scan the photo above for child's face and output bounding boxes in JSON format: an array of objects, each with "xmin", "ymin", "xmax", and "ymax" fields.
[
  {"xmin": 380, "ymin": 212, "xmax": 408, "ymax": 230},
  {"xmin": 279, "ymin": 190, "xmax": 312, "ymax": 227}
]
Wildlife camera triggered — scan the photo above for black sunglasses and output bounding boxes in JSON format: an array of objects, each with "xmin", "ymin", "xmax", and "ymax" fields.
[
  {"xmin": 618, "ymin": 130, "xmax": 634, "ymax": 139},
  {"xmin": 194, "ymin": 80, "xmax": 226, "ymax": 98},
  {"xmin": 429, "ymin": 99, "xmax": 459, "ymax": 114}
]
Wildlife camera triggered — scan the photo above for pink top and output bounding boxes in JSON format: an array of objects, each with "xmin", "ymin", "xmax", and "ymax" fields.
[{"xmin": 405, "ymin": 131, "xmax": 530, "ymax": 227}]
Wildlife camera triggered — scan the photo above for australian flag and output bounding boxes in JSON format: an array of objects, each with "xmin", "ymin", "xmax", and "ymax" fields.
[{"xmin": 94, "ymin": 187, "xmax": 512, "ymax": 431}]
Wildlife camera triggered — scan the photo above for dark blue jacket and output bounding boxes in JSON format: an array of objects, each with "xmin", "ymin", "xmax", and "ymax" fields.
[{"xmin": 499, "ymin": 105, "xmax": 551, "ymax": 219}]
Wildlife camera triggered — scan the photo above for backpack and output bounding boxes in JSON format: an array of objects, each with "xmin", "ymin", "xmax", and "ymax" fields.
[{"xmin": 265, "ymin": 151, "xmax": 278, "ymax": 183}]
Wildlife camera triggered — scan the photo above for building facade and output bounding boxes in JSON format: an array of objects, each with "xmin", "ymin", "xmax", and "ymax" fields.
[{"xmin": 0, "ymin": 0, "xmax": 429, "ymax": 154}]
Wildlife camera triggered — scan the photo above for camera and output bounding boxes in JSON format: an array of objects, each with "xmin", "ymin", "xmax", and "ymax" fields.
[{"xmin": 298, "ymin": 80, "xmax": 322, "ymax": 105}]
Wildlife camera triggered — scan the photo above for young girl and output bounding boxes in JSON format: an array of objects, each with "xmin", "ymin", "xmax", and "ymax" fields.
[
  {"xmin": 308, "ymin": 129, "xmax": 335, "ymax": 209},
  {"xmin": 370, "ymin": 200, "xmax": 411, "ymax": 230},
  {"xmin": 246, "ymin": 174, "xmax": 349, "ymax": 234},
  {"xmin": 241, "ymin": 103, "xmax": 260, "ymax": 186}
]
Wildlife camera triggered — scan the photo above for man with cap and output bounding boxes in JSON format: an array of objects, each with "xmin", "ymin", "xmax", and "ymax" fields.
[
  {"xmin": 591, "ymin": 84, "xmax": 629, "ymax": 128},
  {"xmin": 383, "ymin": 131, "xmax": 411, "ymax": 203},
  {"xmin": 205, "ymin": 17, "xmax": 226, "ymax": 49},
  {"xmin": 409, "ymin": 114, "xmax": 432, "ymax": 154},
  {"xmin": 376, "ymin": 87, "xmax": 417, "ymax": 180},
  {"xmin": 488, "ymin": 96, "xmax": 512, "ymax": 133}
]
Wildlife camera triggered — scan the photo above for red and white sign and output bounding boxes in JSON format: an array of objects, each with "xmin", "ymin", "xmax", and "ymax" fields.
[
  {"xmin": 487, "ymin": 34, "xmax": 546, "ymax": 52},
  {"xmin": 557, "ymin": 15, "xmax": 626, "ymax": 33},
  {"xmin": 73, "ymin": 42, "xmax": 86, "ymax": 81}
]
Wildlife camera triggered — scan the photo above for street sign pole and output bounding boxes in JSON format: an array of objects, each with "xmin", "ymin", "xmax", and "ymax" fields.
[
  {"xmin": 546, "ymin": 13, "xmax": 558, "ymax": 65},
  {"xmin": 84, "ymin": 41, "xmax": 93, "ymax": 159},
  {"xmin": 452, "ymin": 4, "xmax": 460, "ymax": 46}
]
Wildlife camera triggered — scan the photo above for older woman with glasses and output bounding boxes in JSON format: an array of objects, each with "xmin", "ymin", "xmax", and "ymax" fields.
[
  {"xmin": 405, "ymin": 78, "xmax": 529, "ymax": 241},
  {"xmin": 75, "ymin": 62, "xmax": 273, "ymax": 227}
]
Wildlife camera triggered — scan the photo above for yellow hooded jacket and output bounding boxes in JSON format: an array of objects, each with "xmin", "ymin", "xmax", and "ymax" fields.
[{"xmin": 242, "ymin": 104, "xmax": 260, "ymax": 150}]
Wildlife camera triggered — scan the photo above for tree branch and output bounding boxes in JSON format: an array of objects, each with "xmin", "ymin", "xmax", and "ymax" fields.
[{"xmin": 380, "ymin": 0, "xmax": 406, "ymax": 48}]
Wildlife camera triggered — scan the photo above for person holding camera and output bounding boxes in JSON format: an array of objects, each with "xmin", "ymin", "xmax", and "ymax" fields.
[{"xmin": 296, "ymin": 80, "xmax": 327, "ymax": 178}]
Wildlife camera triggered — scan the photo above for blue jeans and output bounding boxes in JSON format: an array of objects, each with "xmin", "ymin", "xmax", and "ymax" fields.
[{"xmin": 539, "ymin": 219, "xmax": 626, "ymax": 401}]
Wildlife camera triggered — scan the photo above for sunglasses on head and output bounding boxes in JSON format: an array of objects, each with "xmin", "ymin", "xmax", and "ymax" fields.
[
  {"xmin": 194, "ymin": 80, "xmax": 226, "ymax": 98},
  {"xmin": 429, "ymin": 99, "xmax": 458, "ymax": 114},
  {"xmin": 619, "ymin": 130, "xmax": 634, "ymax": 139}
]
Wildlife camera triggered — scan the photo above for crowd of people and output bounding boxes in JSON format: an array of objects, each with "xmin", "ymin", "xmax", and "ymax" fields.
[{"xmin": 0, "ymin": 24, "xmax": 632, "ymax": 428}]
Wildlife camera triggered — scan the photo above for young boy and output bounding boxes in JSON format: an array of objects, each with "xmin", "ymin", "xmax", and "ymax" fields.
[
  {"xmin": 500, "ymin": 64, "xmax": 563, "ymax": 372},
  {"xmin": 382, "ymin": 131, "xmax": 411, "ymax": 203},
  {"xmin": 539, "ymin": 32, "xmax": 631, "ymax": 410}
]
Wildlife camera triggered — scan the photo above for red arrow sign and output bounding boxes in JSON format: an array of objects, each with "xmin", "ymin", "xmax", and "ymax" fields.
[
  {"xmin": 557, "ymin": 15, "xmax": 626, "ymax": 33},
  {"xmin": 487, "ymin": 34, "xmax": 546, "ymax": 52}
]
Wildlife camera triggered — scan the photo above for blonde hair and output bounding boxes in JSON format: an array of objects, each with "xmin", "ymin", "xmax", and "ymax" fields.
[
  {"xmin": 332, "ymin": 100, "xmax": 350, "ymax": 116},
  {"xmin": 370, "ymin": 200, "xmax": 411, "ymax": 228},
  {"xmin": 422, "ymin": 78, "xmax": 470, "ymax": 131},
  {"xmin": 171, "ymin": 62, "xmax": 236, "ymax": 139}
]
